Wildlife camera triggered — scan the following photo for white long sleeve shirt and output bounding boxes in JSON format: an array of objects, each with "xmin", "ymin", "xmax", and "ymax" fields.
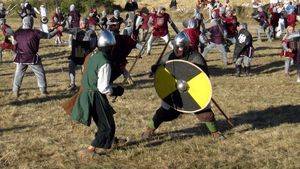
[{"xmin": 97, "ymin": 63, "xmax": 113, "ymax": 94}]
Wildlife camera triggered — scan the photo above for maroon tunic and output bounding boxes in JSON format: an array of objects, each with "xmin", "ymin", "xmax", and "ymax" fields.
[
  {"xmin": 223, "ymin": 16, "xmax": 237, "ymax": 38},
  {"xmin": 141, "ymin": 13, "xmax": 150, "ymax": 30},
  {"xmin": 208, "ymin": 24, "xmax": 225, "ymax": 44},
  {"xmin": 287, "ymin": 13, "xmax": 297, "ymax": 28},
  {"xmin": 152, "ymin": 13, "xmax": 170, "ymax": 37},
  {"xmin": 183, "ymin": 28, "xmax": 200, "ymax": 51},
  {"xmin": 14, "ymin": 29, "xmax": 45, "ymax": 64},
  {"xmin": 52, "ymin": 13, "xmax": 64, "ymax": 36}
]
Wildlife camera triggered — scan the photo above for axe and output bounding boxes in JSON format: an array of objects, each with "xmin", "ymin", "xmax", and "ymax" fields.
[{"xmin": 211, "ymin": 98, "xmax": 234, "ymax": 127}]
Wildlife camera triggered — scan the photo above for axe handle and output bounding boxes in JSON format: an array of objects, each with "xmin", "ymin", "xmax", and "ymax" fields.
[
  {"xmin": 154, "ymin": 38, "xmax": 171, "ymax": 66},
  {"xmin": 211, "ymin": 98, "xmax": 234, "ymax": 127}
]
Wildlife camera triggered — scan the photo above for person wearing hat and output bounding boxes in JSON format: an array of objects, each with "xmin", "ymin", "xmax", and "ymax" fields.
[
  {"xmin": 0, "ymin": 18, "xmax": 15, "ymax": 62},
  {"xmin": 64, "ymin": 17, "xmax": 97, "ymax": 91},
  {"xmin": 12, "ymin": 16, "xmax": 62, "ymax": 97},
  {"xmin": 64, "ymin": 30, "xmax": 126, "ymax": 158},
  {"xmin": 146, "ymin": 6, "xmax": 175, "ymax": 55},
  {"xmin": 107, "ymin": 9, "xmax": 124, "ymax": 35},
  {"xmin": 142, "ymin": 31, "xmax": 224, "ymax": 140},
  {"xmin": 233, "ymin": 23, "xmax": 254, "ymax": 77}
]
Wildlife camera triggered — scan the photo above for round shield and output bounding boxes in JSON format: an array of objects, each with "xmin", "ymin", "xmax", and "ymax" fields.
[{"xmin": 154, "ymin": 59, "xmax": 212, "ymax": 113}]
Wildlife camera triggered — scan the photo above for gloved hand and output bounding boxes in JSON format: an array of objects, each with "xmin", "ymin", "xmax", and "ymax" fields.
[
  {"xmin": 151, "ymin": 64, "xmax": 159, "ymax": 73},
  {"xmin": 111, "ymin": 86, "xmax": 124, "ymax": 97}
]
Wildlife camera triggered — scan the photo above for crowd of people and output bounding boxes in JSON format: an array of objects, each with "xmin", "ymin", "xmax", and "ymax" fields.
[{"xmin": 0, "ymin": 0, "xmax": 299, "ymax": 159}]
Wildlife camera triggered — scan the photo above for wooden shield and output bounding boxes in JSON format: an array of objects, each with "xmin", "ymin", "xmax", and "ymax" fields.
[{"xmin": 154, "ymin": 59, "xmax": 212, "ymax": 113}]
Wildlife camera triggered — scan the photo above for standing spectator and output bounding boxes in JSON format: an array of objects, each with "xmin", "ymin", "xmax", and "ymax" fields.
[{"xmin": 124, "ymin": 0, "xmax": 138, "ymax": 12}]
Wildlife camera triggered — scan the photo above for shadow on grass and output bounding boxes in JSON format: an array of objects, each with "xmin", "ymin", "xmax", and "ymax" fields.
[
  {"xmin": 121, "ymin": 105, "xmax": 300, "ymax": 149},
  {"xmin": 252, "ymin": 60, "xmax": 284, "ymax": 74},
  {"xmin": 209, "ymin": 65, "xmax": 235, "ymax": 77},
  {"xmin": 255, "ymin": 46, "xmax": 282, "ymax": 51},
  {"xmin": 0, "ymin": 124, "xmax": 38, "ymax": 133},
  {"xmin": 42, "ymin": 50, "xmax": 69, "ymax": 61},
  {"xmin": 9, "ymin": 93, "xmax": 73, "ymax": 106}
]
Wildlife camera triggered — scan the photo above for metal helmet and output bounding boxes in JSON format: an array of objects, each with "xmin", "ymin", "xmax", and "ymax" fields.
[
  {"xmin": 70, "ymin": 4, "xmax": 75, "ymax": 11},
  {"xmin": 22, "ymin": 16, "xmax": 34, "ymax": 29},
  {"xmin": 97, "ymin": 30, "xmax": 116, "ymax": 47},
  {"xmin": 194, "ymin": 12, "xmax": 202, "ymax": 20},
  {"xmin": 157, "ymin": 6, "xmax": 165, "ymax": 13},
  {"xmin": 240, "ymin": 23, "xmax": 248, "ymax": 30},
  {"xmin": 211, "ymin": 11, "xmax": 219, "ymax": 19},
  {"xmin": 114, "ymin": 10, "xmax": 120, "ymax": 18},
  {"xmin": 173, "ymin": 31, "xmax": 190, "ymax": 49},
  {"xmin": 187, "ymin": 19, "xmax": 199, "ymax": 29}
]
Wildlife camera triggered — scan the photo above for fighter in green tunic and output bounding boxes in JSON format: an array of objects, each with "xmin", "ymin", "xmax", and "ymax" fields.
[
  {"xmin": 68, "ymin": 30, "xmax": 125, "ymax": 157},
  {"xmin": 142, "ymin": 32, "xmax": 225, "ymax": 140}
]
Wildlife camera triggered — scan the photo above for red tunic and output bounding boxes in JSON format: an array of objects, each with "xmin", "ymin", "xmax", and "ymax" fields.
[
  {"xmin": 183, "ymin": 28, "xmax": 200, "ymax": 51},
  {"xmin": 152, "ymin": 13, "xmax": 170, "ymax": 37},
  {"xmin": 281, "ymin": 39, "xmax": 296, "ymax": 59},
  {"xmin": 223, "ymin": 16, "xmax": 237, "ymax": 38},
  {"xmin": 0, "ymin": 24, "xmax": 14, "ymax": 50},
  {"xmin": 287, "ymin": 13, "xmax": 297, "ymax": 28},
  {"xmin": 51, "ymin": 13, "xmax": 64, "ymax": 36},
  {"xmin": 141, "ymin": 13, "xmax": 150, "ymax": 30}
]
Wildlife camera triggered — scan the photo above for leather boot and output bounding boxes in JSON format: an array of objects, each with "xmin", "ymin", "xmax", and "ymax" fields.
[
  {"xmin": 245, "ymin": 66, "xmax": 250, "ymax": 76},
  {"xmin": 235, "ymin": 65, "xmax": 242, "ymax": 77}
]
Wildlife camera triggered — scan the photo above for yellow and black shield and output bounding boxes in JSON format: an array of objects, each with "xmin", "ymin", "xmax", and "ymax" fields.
[{"xmin": 154, "ymin": 59, "xmax": 212, "ymax": 113}]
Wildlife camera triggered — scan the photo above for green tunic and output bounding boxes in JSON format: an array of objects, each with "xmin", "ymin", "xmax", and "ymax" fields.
[{"xmin": 71, "ymin": 50, "xmax": 114, "ymax": 126}]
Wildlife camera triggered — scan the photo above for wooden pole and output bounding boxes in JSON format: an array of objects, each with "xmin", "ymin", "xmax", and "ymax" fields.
[{"xmin": 211, "ymin": 98, "xmax": 234, "ymax": 127}]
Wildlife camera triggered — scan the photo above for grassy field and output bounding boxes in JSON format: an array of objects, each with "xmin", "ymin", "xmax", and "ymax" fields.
[{"xmin": 1, "ymin": 5, "xmax": 300, "ymax": 169}]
